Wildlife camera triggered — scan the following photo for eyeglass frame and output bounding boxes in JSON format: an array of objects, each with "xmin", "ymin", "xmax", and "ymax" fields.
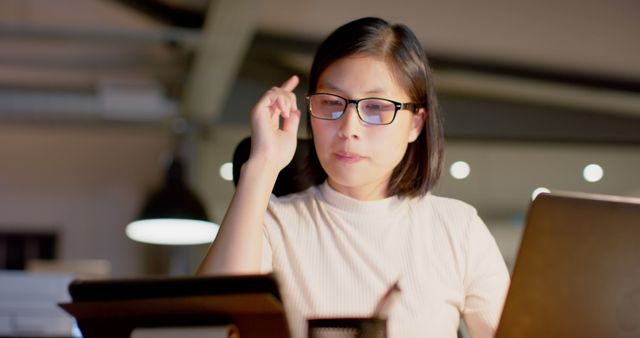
[{"xmin": 305, "ymin": 92, "xmax": 425, "ymax": 126}]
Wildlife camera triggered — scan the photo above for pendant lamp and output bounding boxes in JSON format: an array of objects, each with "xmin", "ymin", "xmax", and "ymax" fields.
[{"xmin": 126, "ymin": 156, "xmax": 219, "ymax": 245}]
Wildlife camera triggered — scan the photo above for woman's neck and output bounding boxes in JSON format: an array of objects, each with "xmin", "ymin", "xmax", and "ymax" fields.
[{"xmin": 326, "ymin": 178, "xmax": 389, "ymax": 201}]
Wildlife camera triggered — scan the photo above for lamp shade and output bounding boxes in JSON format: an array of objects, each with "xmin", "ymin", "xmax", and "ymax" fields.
[{"xmin": 126, "ymin": 157, "xmax": 219, "ymax": 245}]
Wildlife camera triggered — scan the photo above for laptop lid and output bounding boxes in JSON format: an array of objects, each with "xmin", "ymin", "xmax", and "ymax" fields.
[{"xmin": 495, "ymin": 192, "xmax": 640, "ymax": 338}]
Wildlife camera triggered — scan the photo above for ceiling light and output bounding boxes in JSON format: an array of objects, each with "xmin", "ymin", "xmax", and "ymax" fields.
[
  {"xmin": 450, "ymin": 161, "xmax": 471, "ymax": 179},
  {"xmin": 126, "ymin": 219, "xmax": 218, "ymax": 245},
  {"xmin": 531, "ymin": 187, "xmax": 550, "ymax": 200},
  {"xmin": 219, "ymin": 162, "xmax": 233, "ymax": 181},
  {"xmin": 583, "ymin": 164, "xmax": 603, "ymax": 183},
  {"xmin": 125, "ymin": 157, "xmax": 219, "ymax": 245}
]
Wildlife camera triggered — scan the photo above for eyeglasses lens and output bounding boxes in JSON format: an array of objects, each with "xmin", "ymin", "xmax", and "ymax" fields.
[{"xmin": 310, "ymin": 94, "xmax": 396, "ymax": 125}]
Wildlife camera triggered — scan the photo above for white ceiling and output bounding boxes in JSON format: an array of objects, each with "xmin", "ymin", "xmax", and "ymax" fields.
[{"xmin": 256, "ymin": 0, "xmax": 640, "ymax": 80}]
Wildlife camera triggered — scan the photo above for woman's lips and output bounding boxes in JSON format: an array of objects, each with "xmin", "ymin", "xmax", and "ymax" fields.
[{"xmin": 334, "ymin": 151, "xmax": 364, "ymax": 163}]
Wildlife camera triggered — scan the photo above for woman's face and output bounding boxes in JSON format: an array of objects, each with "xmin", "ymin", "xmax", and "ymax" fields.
[{"xmin": 311, "ymin": 55, "xmax": 425, "ymax": 200}]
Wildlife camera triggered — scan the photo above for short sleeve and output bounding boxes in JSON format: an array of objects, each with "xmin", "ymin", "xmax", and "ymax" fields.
[
  {"xmin": 260, "ymin": 217, "xmax": 274, "ymax": 274},
  {"xmin": 462, "ymin": 212, "xmax": 510, "ymax": 338}
]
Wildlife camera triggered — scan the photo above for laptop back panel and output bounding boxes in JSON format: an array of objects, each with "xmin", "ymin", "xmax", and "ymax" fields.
[{"xmin": 495, "ymin": 192, "xmax": 640, "ymax": 338}]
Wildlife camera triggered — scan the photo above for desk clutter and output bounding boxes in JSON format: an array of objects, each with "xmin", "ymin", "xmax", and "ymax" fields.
[{"xmin": 0, "ymin": 271, "xmax": 77, "ymax": 337}]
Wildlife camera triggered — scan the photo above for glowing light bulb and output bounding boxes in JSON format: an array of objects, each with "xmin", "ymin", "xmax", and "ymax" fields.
[
  {"xmin": 531, "ymin": 187, "xmax": 550, "ymax": 200},
  {"xmin": 583, "ymin": 164, "xmax": 603, "ymax": 183},
  {"xmin": 219, "ymin": 162, "xmax": 234, "ymax": 181},
  {"xmin": 450, "ymin": 161, "xmax": 470, "ymax": 180}
]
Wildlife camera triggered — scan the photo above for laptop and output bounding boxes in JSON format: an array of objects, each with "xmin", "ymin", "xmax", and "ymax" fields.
[
  {"xmin": 60, "ymin": 274, "xmax": 291, "ymax": 338},
  {"xmin": 495, "ymin": 191, "xmax": 640, "ymax": 338}
]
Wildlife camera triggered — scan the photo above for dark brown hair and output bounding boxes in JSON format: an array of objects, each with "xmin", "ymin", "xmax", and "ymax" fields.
[{"xmin": 305, "ymin": 17, "xmax": 444, "ymax": 197}]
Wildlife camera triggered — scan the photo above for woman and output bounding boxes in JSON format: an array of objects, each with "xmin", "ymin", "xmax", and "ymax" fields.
[{"xmin": 198, "ymin": 17, "xmax": 509, "ymax": 338}]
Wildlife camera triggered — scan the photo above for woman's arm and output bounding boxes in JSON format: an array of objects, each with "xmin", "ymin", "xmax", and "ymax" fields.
[
  {"xmin": 197, "ymin": 76, "xmax": 301, "ymax": 275},
  {"xmin": 462, "ymin": 212, "xmax": 510, "ymax": 338}
]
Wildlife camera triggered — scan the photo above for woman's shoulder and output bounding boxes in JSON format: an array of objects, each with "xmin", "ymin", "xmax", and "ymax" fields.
[
  {"xmin": 413, "ymin": 193, "xmax": 481, "ymax": 227},
  {"xmin": 420, "ymin": 193, "xmax": 477, "ymax": 213},
  {"xmin": 265, "ymin": 186, "xmax": 324, "ymax": 231},
  {"xmin": 268, "ymin": 185, "xmax": 321, "ymax": 209}
]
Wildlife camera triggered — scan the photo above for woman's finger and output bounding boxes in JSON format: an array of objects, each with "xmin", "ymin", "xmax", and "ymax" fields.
[
  {"xmin": 281, "ymin": 108, "xmax": 301, "ymax": 134},
  {"xmin": 280, "ymin": 75, "xmax": 299, "ymax": 92},
  {"xmin": 270, "ymin": 96, "xmax": 290, "ymax": 119}
]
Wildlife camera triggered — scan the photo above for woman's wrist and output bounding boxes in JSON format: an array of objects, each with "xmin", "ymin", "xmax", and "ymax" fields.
[{"xmin": 240, "ymin": 156, "xmax": 281, "ymax": 193}]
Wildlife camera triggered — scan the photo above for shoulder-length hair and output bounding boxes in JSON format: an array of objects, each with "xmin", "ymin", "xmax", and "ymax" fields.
[{"xmin": 305, "ymin": 17, "xmax": 444, "ymax": 197}]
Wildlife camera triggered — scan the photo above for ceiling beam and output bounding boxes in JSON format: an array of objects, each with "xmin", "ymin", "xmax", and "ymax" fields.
[
  {"xmin": 109, "ymin": 0, "xmax": 206, "ymax": 28},
  {"xmin": 181, "ymin": 0, "xmax": 259, "ymax": 125}
]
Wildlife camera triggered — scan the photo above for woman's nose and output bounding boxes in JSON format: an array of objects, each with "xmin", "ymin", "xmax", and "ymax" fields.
[{"xmin": 337, "ymin": 104, "xmax": 362, "ymax": 139}]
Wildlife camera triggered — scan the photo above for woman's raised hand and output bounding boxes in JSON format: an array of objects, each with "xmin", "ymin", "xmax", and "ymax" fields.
[
  {"xmin": 249, "ymin": 75, "xmax": 302, "ymax": 172},
  {"xmin": 197, "ymin": 76, "xmax": 301, "ymax": 275}
]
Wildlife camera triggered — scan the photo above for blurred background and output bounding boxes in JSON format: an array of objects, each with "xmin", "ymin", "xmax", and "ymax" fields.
[{"xmin": 0, "ymin": 0, "xmax": 639, "ymax": 280}]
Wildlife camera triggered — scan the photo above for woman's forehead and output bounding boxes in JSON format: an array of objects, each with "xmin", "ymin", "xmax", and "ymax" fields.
[{"xmin": 316, "ymin": 56, "xmax": 409, "ymax": 99}]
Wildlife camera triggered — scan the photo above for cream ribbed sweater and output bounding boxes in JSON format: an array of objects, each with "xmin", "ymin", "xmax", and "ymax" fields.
[{"xmin": 261, "ymin": 182, "xmax": 509, "ymax": 338}]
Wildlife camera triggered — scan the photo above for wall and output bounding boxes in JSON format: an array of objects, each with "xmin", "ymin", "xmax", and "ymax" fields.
[{"xmin": 0, "ymin": 123, "xmax": 174, "ymax": 277}]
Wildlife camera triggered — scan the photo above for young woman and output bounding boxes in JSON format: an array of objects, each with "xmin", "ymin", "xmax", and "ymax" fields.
[{"xmin": 198, "ymin": 17, "xmax": 509, "ymax": 338}]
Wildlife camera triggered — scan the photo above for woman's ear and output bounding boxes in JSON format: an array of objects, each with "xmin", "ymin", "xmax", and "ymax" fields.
[{"xmin": 408, "ymin": 108, "xmax": 427, "ymax": 143}]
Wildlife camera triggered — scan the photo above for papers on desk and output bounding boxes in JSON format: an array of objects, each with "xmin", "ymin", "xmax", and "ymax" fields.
[
  {"xmin": 0, "ymin": 271, "xmax": 76, "ymax": 337},
  {"xmin": 131, "ymin": 325, "xmax": 240, "ymax": 338}
]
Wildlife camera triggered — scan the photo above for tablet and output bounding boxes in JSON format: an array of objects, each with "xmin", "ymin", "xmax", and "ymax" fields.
[
  {"xmin": 60, "ymin": 274, "xmax": 290, "ymax": 338},
  {"xmin": 67, "ymin": 273, "xmax": 282, "ymax": 302}
]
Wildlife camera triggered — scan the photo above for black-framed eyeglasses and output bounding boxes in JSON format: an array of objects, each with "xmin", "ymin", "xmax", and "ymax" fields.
[{"xmin": 305, "ymin": 93, "xmax": 424, "ymax": 125}]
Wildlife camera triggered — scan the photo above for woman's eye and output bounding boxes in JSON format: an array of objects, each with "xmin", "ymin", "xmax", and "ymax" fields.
[
  {"xmin": 322, "ymin": 100, "xmax": 342, "ymax": 106},
  {"xmin": 364, "ymin": 102, "xmax": 389, "ymax": 112}
]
